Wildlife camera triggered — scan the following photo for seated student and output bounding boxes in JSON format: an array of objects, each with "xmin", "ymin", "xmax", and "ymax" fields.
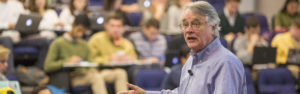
[
  {"xmin": 14, "ymin": 0, "xmax": 59, "ymax": 70},
  {"xmin": 102, "ymin": 0, "xmax": 131, "ymax": 26},
  {"xmin": 0, "ymin": 0, "xmax": 25, "ymax": 30},
  {"xmin": 275, "ymin": 0, "xmax": 300, "ymax": 32},
  {"xmin": 219, "ymin": 0, "xmax": 245, "ymax": 43},
  {"xmin": 128, "ymin": 18, "xmax": 167, "ymax": 64},
  {"xmin": 27, "ymin": 0, "xmax": 61, "ymax": 31},
  {"xmin": 0, "ymin": 0, "xmax": 24, "ymax": 75},
  {"xmin": 234, "ymin": 16, "xmax": 268, "ymax": 65},
  {"xmin": 59, "ymin": 0, "xmax": 89, "ymax": 31},
  {"xmin": 44, "ymin": 14, "xmax": 107, "ymax": 94},
  {"xmin": 272, "ymin": 17, "xmax": 300, "ymax": 78},
  {"xmin": 0, "ymin": 45, "xmax": 10, "ymax": 80},
  {"xmin": 167, "ymin": 0, "xmax": 192, "ymax": 35},
  {"xmin": 143, "ymin": 0, "xmax": 167, "ymax": 21},
  {"xmin": 0, "ymin": 37, "xmax": 14, "ymax": 76},
  {"xmin": 161, "ymin": 45, "xmax": 190, "ymax": 90},
  {"xmin": 88, "ymin": 13, "xmax": 135, "ymax": 93}
]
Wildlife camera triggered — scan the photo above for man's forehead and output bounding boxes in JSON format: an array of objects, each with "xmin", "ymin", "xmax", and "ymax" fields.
[
  {"xmin": 182, "ymin": 18, "xmax": 203, "ymax": 22},
  {"xmin": 182, "ymin": 11, "xmax": 206, "ymax": 22}
]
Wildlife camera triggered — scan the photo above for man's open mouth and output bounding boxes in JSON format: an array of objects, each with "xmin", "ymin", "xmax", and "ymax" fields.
[{"xmin": 187, "ymin": 37, "xmax": 197, "ymax": 40}]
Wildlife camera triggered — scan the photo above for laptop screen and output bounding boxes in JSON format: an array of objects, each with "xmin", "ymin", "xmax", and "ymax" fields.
[
  {"xmin": 252, "ymin": 47, "xmax": 277, "ymax": 64},
  {"xmin": 287, "ymin": 49, "xmax": 300, "ymax": 64},
  {"xmin": 15, "ymin": 14, "xmax": 42, "ymax": 32}
]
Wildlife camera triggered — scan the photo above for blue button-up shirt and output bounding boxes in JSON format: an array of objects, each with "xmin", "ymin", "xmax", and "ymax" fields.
[{"xmin": 147, "ymin": 38, "xmax": 247, "ymax": 94}]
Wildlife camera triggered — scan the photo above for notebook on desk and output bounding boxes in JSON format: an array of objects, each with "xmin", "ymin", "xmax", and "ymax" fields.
[
  {"xmin": 0, "ymin": 81, "xmax": 21, "ymax": 94},
  {"xmin": 63, "ymin": 61, "xmax": 99, "ymax": 68}
]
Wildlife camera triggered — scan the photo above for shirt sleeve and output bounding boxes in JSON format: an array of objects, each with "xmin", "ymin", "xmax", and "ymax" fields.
[
  {"xmin": 0, "ymin": 1, "xmax": 25, "ymax": 29},
  {"xmin": 146, "ymin": 88, "xmax": 178, "ymax": 94},
  {"xmin": 167, "ymin": 6, "xmax": 181, "ymax": 34},
  {"xmin": 127, "ymin": 40, "xmax": 138, "ymax": 61},
  {"xmin": 213, "ymin": 60, "xmax": 247, "ymax": 94},
  {"xmin": 234, "ymin": 38, "xmax": 252, "ymax": 64},
  {"xmin": 274, "ymin": 13, "xmax": 283, "ymax": 27},
  {"xmin": 44, "ymin": 41, "xmax": 66, "ymax": 73},
  {"xmin": 88, "ymin": 36, "xmax": 111, "ymax": 64},
  {"xmin": 271, "ymin": 34, "xmax": 287, "ymax": 64},
  {"xmin": 59, "ymin": 7, "xmax": 73, "ymax": 31},
  {"xmin": 39, "ymin": 10, "xmax": 59, "ymax": 30}
]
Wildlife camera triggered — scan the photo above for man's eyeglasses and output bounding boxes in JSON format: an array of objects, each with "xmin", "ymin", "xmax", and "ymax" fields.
[{"xmin": 179, "ymin": 21, "xmax": 207, "ymax": 30}]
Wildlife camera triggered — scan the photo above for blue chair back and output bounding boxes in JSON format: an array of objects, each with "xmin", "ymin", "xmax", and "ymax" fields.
[
  {"xmin": 207, "ymin": 0, "xmax": 225, "ymax": 12},
  {"xmin": 245, "ymin": 68, "xmax": 256, "ymax": 94},
  {"xmin": 71, "ymin": 86, "xmax": 92, "ymax": 94},
  {"xmin": 258, "ymin": 68, "xmax": 296, "ymax": 94},
  {"xmin": 127, "ymin": 12, "xmax": 143, "ymax": 26},
  {"xmin": 89, "ymin": 0, "xmax": 103, "ymax": 6},
  {"xmin": 135, "ymin": 69, "xmax": 167, "ymax": 91}
]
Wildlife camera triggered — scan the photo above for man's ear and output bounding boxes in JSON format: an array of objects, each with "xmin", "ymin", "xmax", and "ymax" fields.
[{"xmin": 211, "ymin": 24, "xmax": 217, "ymax": 34}]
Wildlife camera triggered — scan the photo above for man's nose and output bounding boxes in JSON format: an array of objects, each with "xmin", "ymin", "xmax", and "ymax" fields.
[{"xmin": 185, "ymin": 26, "xmax": 194, "ymax": 33}]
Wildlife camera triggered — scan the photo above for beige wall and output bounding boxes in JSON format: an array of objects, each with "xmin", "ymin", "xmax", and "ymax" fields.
[
  {"xmin": 239, "ymin": 0, "xmax": 256, "ymax": 14},
  {"xmin": 238, "ymin": 0, "xmax": 286, "ymax": 30},
  {"xmin": 256, "ymin": 0, "xmax": 286, "ymax": 30}
]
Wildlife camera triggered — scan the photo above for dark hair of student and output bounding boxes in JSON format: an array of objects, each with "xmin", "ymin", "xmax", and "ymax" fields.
[
  {"xmin": 144, "ymin": 18, "xmax": 160, "ymax": 29},
  {"xmin": 73, "ymin": 14, "xmax": 91, "ymax": 29},
  {"xmin": 281, "ymin": 0, "xmax": 299, "ymax": 13},
  {"xmin": 69, "ymin": 0, "xmax": 88, "ymax": 16},
  {"xmin": 28, "ymin": 0, "xmax": 49, "ymax": 13},
  {"xmin": 245, "ymin": 16, "xmax": 260, "ymax": 29},
  {"xmin": 179, "ymin": 45, "xmax": 190, "ymax": 58}
]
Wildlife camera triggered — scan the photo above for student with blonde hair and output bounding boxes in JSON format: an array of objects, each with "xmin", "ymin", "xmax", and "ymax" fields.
[{"xmin": 0, "ymin": 45, "xmax": 10, "ymax": 80}]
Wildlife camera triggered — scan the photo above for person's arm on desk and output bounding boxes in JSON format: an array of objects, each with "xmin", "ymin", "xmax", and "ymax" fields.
[
  {"xmin": 44, "ymin": 42, "xmax": 81, "ymax": 72},
  {"xmin": 44, "ymin": 42, "xmax": 67, "ymax": 73},
  {"xmin": 88, "ymin": 38, "xmax": 110, "ymax": 64},
  {"xmin": 67, "ymin": 56, "xmax": 82, "ymax": 64}
]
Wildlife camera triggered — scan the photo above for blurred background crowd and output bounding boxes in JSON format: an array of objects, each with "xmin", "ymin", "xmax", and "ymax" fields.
[{"xmin": 0, "ymin": 0, "xmax": 300, "ymax": 94}]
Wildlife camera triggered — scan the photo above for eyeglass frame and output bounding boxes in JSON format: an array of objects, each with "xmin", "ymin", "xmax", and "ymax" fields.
[{"xmin": 179, "ymin": 19, "xmax": 209, "ymax": 31}]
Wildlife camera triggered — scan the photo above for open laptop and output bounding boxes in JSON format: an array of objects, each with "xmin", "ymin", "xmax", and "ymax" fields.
[
  {"xmin": 90, "ymin": 15, "xmax": 105, "ymax": 31},
  {"xmin": 252, "ymin": 47, "xmax": 277, "ymax": 64},
  {"xmin": 165, "ymin": 51, "xmax": 180, "ymax": 68},
  {"xmin": 0, "ymin": 81, "xmax": 21, "ymax": 94},
  {"xmin": 15, "ymin": 14, "xmax": 42, "ymax": 33},
  {"xmin": 287, "ymin": 49, "xmax": 300, "ymax": 64}
]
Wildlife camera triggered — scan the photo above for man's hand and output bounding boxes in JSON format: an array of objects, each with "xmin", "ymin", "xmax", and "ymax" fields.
[
  {"xmin": 110, "ymin": 52, "xmax": 132, "ymax": 62},
  {"xmin": 8, "ymin": 23, "xmax": 16, "ymax": 29},
  {"xmin": 118, "ymin": 84, "xmax": 146, "ymax": 94},
  {"xmin": 249, "ymin": 34, "xmax": 259, "ymax": 44},
  {"xmin": 67, "ymin": 56, "xmax": 81, "ymax": 64},
  {"xmin": 54, "ymin": 22, "xmax": 64, "ymax": 27}
]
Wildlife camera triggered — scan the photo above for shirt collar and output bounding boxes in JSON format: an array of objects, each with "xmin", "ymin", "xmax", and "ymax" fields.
[
  {"xmin": 64, "ymin": 33, "xmax": 76, "ymax": 43},
  {"xmin": 190, "ymin": 37, "xmax": 220, "ymax": 65},
  {"xmin": 224, "ymin": 7, "xmax": 237, "ymax": 18}
]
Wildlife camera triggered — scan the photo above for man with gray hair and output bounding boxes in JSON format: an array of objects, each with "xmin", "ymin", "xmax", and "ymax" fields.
[{"xmin": 118, "ymin": 1, "xmax": 247, "ymax": 94}]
